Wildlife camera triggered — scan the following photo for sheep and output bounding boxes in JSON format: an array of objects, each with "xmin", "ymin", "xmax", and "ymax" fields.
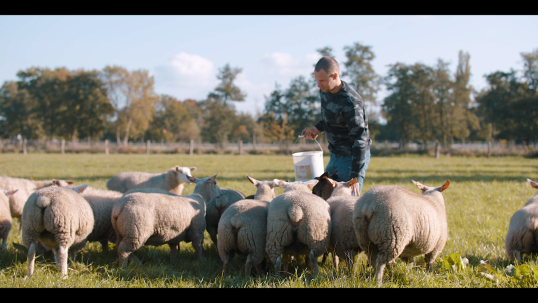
[
  {"xmin": 111, "ymin": 174, "xmax": 220, "ymax": 269},
  {"xmin": 205, "ymin": 184, "xmax": 246, "ymax": 254},
  {"xmin": 312, "ymin": 171, "xmax": 339, "ymax": 201},
  {"xmin": 217, "ymin": 176, "xmax": 279, "ymax": 277},
  {"xmin": 505, "ymin": 178, "xmax": 538, "ymax": 264},
  {"xmin": 78, "ymin": 186, "xmax": 124, "ymax": 254},
  {"xmin": 105, "ymin": 166, "xmax": 196, "ymax": 195},
  {"xmin": 0, "ymin": 176, "xmax": 74, "ymax": 222},
  {"xmin": 22, "ymin": 184, "xmax": 93, "ymax": 278},
  {"xmin": 265, "ymin": 179, "xmax": 332, "ymax": 276},
  {"xmin": 324, "ymin": 177, "xmax": 363, "ymax": 272},
  {"xmin": 0, "ymin": 189, "xmax": 18, "ymax": 250},
  {"xmin": 353, "ymin": 180, "xmax": 450, "ymax": 285}
]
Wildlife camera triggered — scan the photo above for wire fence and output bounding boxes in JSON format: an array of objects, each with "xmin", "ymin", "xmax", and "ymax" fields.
[{"xmin": 0, "ymin": 138, "xmax": 536, "ymax": 157}]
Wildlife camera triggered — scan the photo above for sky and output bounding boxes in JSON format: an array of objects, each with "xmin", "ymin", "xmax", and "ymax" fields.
[{"xmin": 1, "ymin": 15, "xmax": 537, "ymax": 120}]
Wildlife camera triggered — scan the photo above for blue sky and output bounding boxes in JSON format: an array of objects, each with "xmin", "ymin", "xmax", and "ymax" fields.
[{"xmin": 1, "ymin": 15, "xmax": 537, "ymax": 119}]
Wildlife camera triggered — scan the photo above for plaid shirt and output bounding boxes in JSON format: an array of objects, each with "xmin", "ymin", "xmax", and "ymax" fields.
[{"xmin": 314, "ymin": 81, "xmax": 370, "ymax": 179}]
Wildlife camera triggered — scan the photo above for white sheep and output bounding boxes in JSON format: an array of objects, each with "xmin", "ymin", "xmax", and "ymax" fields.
[
  {"xmin": 22, "ymin": 184, "xmax": 93, "ymax": 278},
  {"xmin": 205, "ymin": 185, "xmax": 246, "ymax": 254},
  {"xmin": 217, "ymin": 176, "xmax": 279, "ymax": 277},
  {"xmin": 505, "ymin": 178, "xmax": 538, "ymax": 264},
  {"xmin": 0, "ymin": 189, "xmax": 18, "ymax": 250},
  {"xmin": 111, "ymin": 175, "xmax": 220, "ymax": 268},
  {"xmin": 325, "ymin": 177, "xmax": 362, "ymax": 272},
  {"xmin": 0, "ymin": 176, "xmax": 73, "ymax": 222},
  {"xmin": 265, "ymin": 179, "xmax": 331, "ymax": 276},
  {"xmin": 105, "ymin": 166, "xmax": 196, "ymax": 195},
  {"xmin": 353, "ymin": 180, "xmax": 450, "ymax": 285},
  {"xmin": 79, "ymin": 186, "xmax": 124, "ymax": 253}
]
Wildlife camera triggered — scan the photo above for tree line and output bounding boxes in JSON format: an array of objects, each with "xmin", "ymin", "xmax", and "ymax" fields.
[{"xmin": 1, "ymin": 44, "xmax": 537, "ymax": 149}]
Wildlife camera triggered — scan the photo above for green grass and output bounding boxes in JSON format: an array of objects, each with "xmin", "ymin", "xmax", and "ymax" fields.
[{"xmin": 1, "ymin": 153, "xmax": 538, "ymax": 287}]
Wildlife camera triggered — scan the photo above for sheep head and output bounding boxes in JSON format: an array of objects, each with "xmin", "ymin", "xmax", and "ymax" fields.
[
  {"xmin": 173, "ymin": 166, "xmax": 196, "ymax": 184},
  {"xmin": 312, "ymin": 171, "xmax": 338, "ymax": 200},
  {"xmin": 412, "ymin": 180, "xmax": 450, "ymax": 194}
]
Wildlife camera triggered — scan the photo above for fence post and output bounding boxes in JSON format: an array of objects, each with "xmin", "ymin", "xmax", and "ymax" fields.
[
  {"xmin": 105, "ymin": 139, "xmax": 109, "ymax": 155},
  {"xmin": 239, "ymin": 140, "xmax": 243, "ymax": 155},
  {"xmin": 384, "ymin": 140, "xmax": 389, "ymax": 157},
  {"xmin": 146, "ymin": 140, "xmax": 150, "ymax": 154},
  {"xmin": 23, "ymin": 139, "xmax": 27, "ymax": 155},
  {"xmin": 61, "ymin": 139, "xmax": 65, "ymax": 155},
  {"xmin": 435, "ymin": 139, "xmax": 440, "ymax": 159},
  {"xmin": 487, "ymin": 140, "xmax": 492, "ymax": 158},
  {"xmin": 190, "ymin": 139, "xmax": 194, "ymax": 156}
]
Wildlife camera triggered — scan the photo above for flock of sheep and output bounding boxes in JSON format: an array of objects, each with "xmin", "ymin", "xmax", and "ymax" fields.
[{"xmin": 0, "ymin": 164, "xmax": 537, "ymax": 286}]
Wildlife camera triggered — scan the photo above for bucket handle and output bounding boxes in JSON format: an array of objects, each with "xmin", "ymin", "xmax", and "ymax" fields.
[{"xmin": 295, "ymin": 135, "xmax": 323, "ymax": 153}]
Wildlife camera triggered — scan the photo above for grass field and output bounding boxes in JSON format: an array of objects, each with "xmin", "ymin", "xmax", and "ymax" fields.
[{"xmin": 1, "ymin": 153, "xmax": 537, "ymax": 288}]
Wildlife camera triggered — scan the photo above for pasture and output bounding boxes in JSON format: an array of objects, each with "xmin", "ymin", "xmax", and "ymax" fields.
[{"xmin": 0, "ymin": 153, "xmax": 537, "ymax": 288}]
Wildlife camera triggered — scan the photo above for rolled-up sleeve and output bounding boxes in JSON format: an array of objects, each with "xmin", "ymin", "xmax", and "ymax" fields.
[{"xmin": 343, "ymin": 98, "xmax": 368, "ymax": 179}]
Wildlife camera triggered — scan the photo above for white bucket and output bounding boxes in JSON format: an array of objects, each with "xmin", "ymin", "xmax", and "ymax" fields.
[{"xmin": 292, "ymin": 137, "xmax": 324, "ymax": 181}]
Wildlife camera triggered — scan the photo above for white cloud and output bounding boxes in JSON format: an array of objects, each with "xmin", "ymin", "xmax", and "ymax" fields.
[
  {"xmin": 261, "ymin": 52, "xmax": 319, "ymax": 78},
  {"xmin": 153, "ymin": 52, "xmax": 218, "ymax": 100}
]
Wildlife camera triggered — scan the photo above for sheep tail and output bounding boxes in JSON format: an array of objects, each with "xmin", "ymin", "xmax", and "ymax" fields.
[
  {"xmin": 35, "ymin": 195, "xmax": 52, "ymax": 208},
  {"xmin": 288, "ymin": 205, "xmax": 303, "ymax": 226}
]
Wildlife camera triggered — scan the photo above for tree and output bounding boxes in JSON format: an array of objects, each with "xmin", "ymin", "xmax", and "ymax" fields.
[
  {"xmin": 210, "ymin": 63, "xmax": 246, "ymax": 106},
  {"xmin": 316, "ymin": 46, "xmax": 335, "ymax": 58},
  {"xmin": 147, "ymin": 95, "xmax": 199, "ymax": 143},
  {"xmin": 342, "ymin": 42, "xmax": 380, "ymax": 106},
  {"xmin": 101, "ymin": 66, "xmax": 158, "ymax": 145},
  {"xmin": 201, "ymin": 96, "xmax": 237, "ymax": 147},
  {"xmin": 0, "ymin": 80, "xmax": 43, "ymax": 139}
]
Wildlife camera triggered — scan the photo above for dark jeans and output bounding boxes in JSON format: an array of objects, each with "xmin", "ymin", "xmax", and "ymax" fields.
[{"xmin": 325, "ymin": 148, "xmax": 371, "ymax": 194}]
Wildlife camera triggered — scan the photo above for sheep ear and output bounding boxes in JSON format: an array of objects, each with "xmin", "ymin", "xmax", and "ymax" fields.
[
  {"xmin": 4, "ymin": 189, "xmax": 18, "ymax": 196},
  {"xmin": 326, "ymin": 177, "xmax": 337, "ymax": 188},
  {"xmin": 211, "ymin": 174, "xmax": 218, "ymax": 183},
  {"xmin": 347, "ymin": 178, "xmax": 357, "ymax": 188},
  {"xmin": 190, "ymin": 167, "xmax": 196, "ymax": 172},
  {"xmin": 412, "ymin": 180, "xmax": 427, "ymax": 193},
  {"xmin": 528, "ymin": 179, "xmax": 538, "ymax": 189},
  {"xmin": 175, "ymin": 166, "xmax": 180, "ymax": 171},
  {"xmin": 67, "ymin": 181, "xmax": 74, "ymax": 185},
  {"xmin": 72, "ymin": 184, "xmax": 88, "ymax": 193},
  {"xmin": 187, "ymin": 176, "xmax": 196, "ymax": 183},
  {"xmin": 247, "ymin": 176, "xmax": 258, "ymax": 185},
  {"xmin": 307, "ymin": 183, "xmax": 315, "ymax": 190},
  {"xmin": 439, "ymin": 180, "xmax": 450, "ymax": 192}
]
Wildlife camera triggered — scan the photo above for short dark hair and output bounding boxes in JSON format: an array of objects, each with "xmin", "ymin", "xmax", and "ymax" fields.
[{"xmin": 315, "ymin": 56, "xmax": 339, "ymax": 75}]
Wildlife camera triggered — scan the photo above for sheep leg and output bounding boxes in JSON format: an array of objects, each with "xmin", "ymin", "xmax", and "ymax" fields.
[
  {"xmin": 308, "ymin": 251, "xmax": 319, "ymax": 276},
  {"xmin": 282, "ymin": 254, "xmax": 291, "ymax": 273},
  {"xmin": 1, "ymin": 236, "xmax": 6, "ymax": 250},
  {"xmin": 375, "ymin": 262, "xmax": 386, "ymax": 286},
  {"xmin": 222, "ymin": 252, "xmax": 232, "ymax": 276},
  {"xmin": 27, "ymin": 243, "xmax": 36, "ymax": 277},
  {"xmin": 320, "ymin": 251, "xmax": 329, "ymax": 265},
  {"xmin": 58, "ymin": 244, "xmax": 68, "ymax": 279},
  {"xmin": 100, "ymin": 240, "xmax": 109, "ymax": 253},
  {"xmin": 69, "ymin": 249, "xmax": 77, "ymax": 263},
  {"xmin": 515, "ymin": 251, "xmax": 522, "ymax": 265},
  {"xmin": 275, "ymin": 256, "xmax": 282, "ymax": 276},
  {"xmin": 52, "ymin": 247, "xmax": 60, "ymax": 265},
  {"xmin": 254, "ymin": 262, "xmax": 263, "ymax": 276},
  {"xmin": 245, "ymin": 255, "xmax": 253, "ymax": 277},
  {"xmin": 207, "ymin": 226, "xmax": 219, "ymax": 253},
  {"xmin": 333, "ymin": 253, "xmax": 340, "ymax": 271},
  {"xmin": 118, "ymin": 240, "xmax": 139, "ymax": 269},
  {"xmin": 401, "ymin": 256, "xmax": 414, "ymax": 269},
  {"xmin": 169, "ymin": 243, "xmax": 179, "ymax": 262}
]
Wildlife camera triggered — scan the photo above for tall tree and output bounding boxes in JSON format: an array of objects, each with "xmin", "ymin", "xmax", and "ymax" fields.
[
  {"xmin": 210, "ymin": 63, "xmax": 246, "ymax": 106},
  {"xmin": 101, "ymin": 66, "xmax": 158, "ymax": 145},
  {"xmin": 0, "ymin": 80, "xmax": 43, "ymax": 139},
  {"xmin": 342, "ymin": 42, "xmax": 380, "ymax": 106}
]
